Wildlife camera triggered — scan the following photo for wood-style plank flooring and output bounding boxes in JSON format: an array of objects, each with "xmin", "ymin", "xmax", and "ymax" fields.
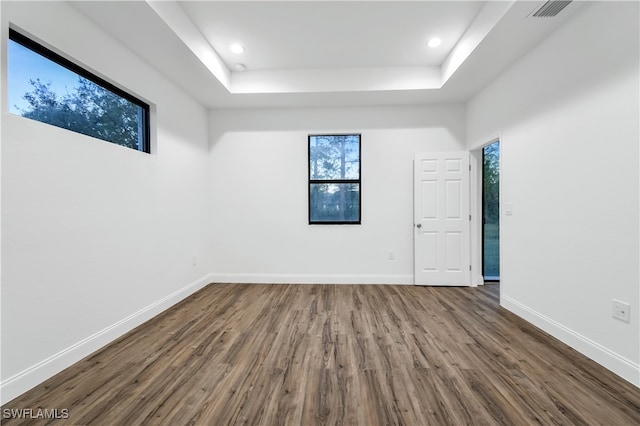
[{"xmin": 3, "ymin": 283, "xmax": 639, "ymax": 425}]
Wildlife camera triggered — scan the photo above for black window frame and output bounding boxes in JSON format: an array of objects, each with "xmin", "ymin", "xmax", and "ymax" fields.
[
  {"xmin": 308, "ymin": 133, "xmax": 362, "ymax": 225},
  {"xmin": 8, "ymin": 28, "xmax": 151, "ymax": 153}
]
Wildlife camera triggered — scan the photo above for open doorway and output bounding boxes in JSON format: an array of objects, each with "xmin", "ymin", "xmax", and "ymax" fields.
[{"xmin": 482, "ymin": 141, "xmax": 500, "ymax": 281}]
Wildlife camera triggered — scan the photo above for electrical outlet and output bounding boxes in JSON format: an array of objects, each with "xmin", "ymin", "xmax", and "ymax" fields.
[
  {"xmin": 388, "ymin": 251, "xmax": 395, "ymax": 260},
  {"xmin": 612, "ymin": 299, "xmax": 630, "ymax": 322},
  {"xmin": 192, "ymin": 256, "xmax": 197, "ymax": 266}
]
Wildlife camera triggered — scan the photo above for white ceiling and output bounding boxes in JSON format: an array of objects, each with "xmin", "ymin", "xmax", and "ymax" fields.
[
  {"xmin": 70, "ymin": 0, "xmax": 584, "ymax": 109},
  {"xmin": 180, "ymin": 1, "xmax": 485, "ymax": 70}
]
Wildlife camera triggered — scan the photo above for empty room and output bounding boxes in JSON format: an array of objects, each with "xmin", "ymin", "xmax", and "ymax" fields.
[{"xmin": 1, "ymin": 0, "xmax": 639, "ymax": 424}]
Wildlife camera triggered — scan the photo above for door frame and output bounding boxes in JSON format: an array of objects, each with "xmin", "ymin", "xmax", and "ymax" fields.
[{"xmin": 469, "ymin": 133, "xmax": 501, "ymax": 286}]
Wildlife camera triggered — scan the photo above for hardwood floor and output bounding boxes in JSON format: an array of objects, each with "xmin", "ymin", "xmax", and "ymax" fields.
[{"xmin": 3, "ymin": 283, "xmax": 639, "ymax": 425}]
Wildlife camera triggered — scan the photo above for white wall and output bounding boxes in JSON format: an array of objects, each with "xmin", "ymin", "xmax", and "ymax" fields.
[
  {"xmin": 209, "ymin": 105, "xmax": 465, "ymax": 284},
  {"xmin": 1, "ymin": 1, "xmax": 212, "ymax": 402},
  {"xmin": 467, "ymin": 1, "xmax": 639, "ymax": 385}
]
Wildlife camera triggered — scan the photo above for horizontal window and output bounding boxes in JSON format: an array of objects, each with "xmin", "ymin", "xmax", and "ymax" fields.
[
  {"xmin": 308, "ymin": 134, "xmax": 361, "ymax": 224},
  {"xmin": 8, "ymin": 28, "xmax": 150, "ymax": 153}
]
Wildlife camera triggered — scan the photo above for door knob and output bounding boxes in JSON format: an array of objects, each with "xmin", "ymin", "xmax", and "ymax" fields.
[{"xmin": 416, "ymin": 223, "xmax": 422, "ymax": 228}]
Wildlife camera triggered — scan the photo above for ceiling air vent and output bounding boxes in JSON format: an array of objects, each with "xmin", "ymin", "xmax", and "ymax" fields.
[{"xmin": 531, "ymin": 0, "xmax": 572, "ymax": 18}]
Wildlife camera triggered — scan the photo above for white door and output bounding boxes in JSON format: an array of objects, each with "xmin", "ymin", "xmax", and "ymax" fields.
[{"xmin": 414, "ymin": 152, "xmax": 470, "ymax": 286}]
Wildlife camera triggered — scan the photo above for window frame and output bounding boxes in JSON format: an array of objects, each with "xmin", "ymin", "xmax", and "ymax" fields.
[
  {"xmin": 308, "ymin": 133, "xmax": 362, "ymax": 225},
  {"xmin": 8, "ymin": 28, "xmax": 151, "ymax": 153}
]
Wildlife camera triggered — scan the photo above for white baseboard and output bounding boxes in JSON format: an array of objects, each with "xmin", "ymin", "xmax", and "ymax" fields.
[
  {"xmin": 209, "ymin": 273, "xmax": 414, "ymax": 285},
  {"xmin": 0, "ymin": 273, "xmax": 214, "ymax": 405},
  {"xmin": 501, "ymin": 295, "xmax": 640, "ymax": 387}
]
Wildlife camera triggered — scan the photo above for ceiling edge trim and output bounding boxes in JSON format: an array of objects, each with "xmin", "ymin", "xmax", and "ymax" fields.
[
  {"xmin": 145, "ymin": 0, "xmax": 231, "ymax": 90},
  {"xmin": 146, "ymin": 0, "xmax": 513, "ymax": 96},
  {"xmin": 441, "ymin": 0, "xmax": 516, "ymax": 84}
]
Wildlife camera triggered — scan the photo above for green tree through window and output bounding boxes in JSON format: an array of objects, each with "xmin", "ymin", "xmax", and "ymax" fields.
[
  {"xmin": 483, "ymin": 141, "xmax": 500, "ymax": 279},
  {"xmin": 9, "ymin": 29, "xmax": 149, "ymax": 152},
  {"xmin": 18, "ymin": 78, "xmax": 145, "ymax": 150}
]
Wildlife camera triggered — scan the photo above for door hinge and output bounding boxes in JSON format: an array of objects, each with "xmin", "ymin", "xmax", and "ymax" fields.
[
  {"xmin": 469, "ymin": 265, "xmax": 472, "ymax": 271},
  {"xmin": 469, "ymin": 214, "xmax": 472, "ymax": 221},
  {"xmin": 469, "ymin": 164, "xmax": 471, "ymax": 171}
]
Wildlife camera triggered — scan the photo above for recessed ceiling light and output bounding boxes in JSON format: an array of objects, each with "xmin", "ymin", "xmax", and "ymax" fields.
[
  {"xmin": 234, "ymin": 63, "xmax": 247, "ymax": 72},
  {"xmin": 426, "ymin": 38, "xmax": 442, "ymax": 48},
  {"xmin": 230, "ymin": 43, "xmax": 245, "ymax": 54}
]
